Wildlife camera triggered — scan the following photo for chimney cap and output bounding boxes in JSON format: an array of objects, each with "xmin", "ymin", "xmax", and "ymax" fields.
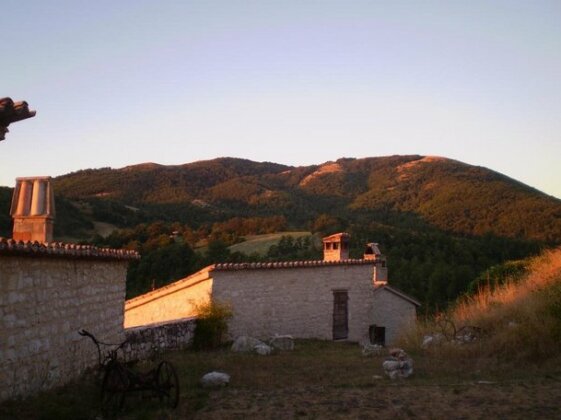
[
  {"xmin": 322, "ymin": 232, "xmax": 350, "ymax": 242},
  {"xmin": 15, "ymin": 176, "xmax": 52, "ymax": 182}
]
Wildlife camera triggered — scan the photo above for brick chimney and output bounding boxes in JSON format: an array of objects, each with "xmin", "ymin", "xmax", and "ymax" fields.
[
  {"xmin": 10, "ymin": 177, "xmax": 55, "ymax": 242},
  {"xmin": 322, "ymin": 232, "xmax": 350, "ymax": 261}
]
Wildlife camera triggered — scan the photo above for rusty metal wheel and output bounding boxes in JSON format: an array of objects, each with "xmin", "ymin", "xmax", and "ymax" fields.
[
  {"xmin": 101, "ymin": 361, "xmax": 129, "ymax": 416},
  {"xmin": 156, "ymin": 361, "xmax": 180, "ymax": 409}
]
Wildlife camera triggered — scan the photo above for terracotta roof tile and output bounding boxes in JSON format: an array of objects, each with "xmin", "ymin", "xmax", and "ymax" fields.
[
  {"xmin": 212, "ymin": 258, "xmax": 377, "ymax": 271},
  {"xmin": 0, "ymin": 237, "xmax": 140, "ymax": 261}
]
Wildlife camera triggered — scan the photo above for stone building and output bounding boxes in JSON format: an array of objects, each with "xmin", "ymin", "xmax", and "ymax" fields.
[
  {"xmin": 0, "ymin": 177, "xmax": 139, "ymax": 401},
  {"xmin": 125, "ymin": 234, "xmax": 420, "ymax": 345}
]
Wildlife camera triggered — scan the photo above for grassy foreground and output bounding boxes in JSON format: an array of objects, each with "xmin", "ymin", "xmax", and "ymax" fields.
[{"xmin": 2, "ymin": 339, "xmax": 561, "ymax": 419}]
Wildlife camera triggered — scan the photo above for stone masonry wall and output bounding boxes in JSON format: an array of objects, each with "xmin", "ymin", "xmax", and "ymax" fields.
[
  {"xmin": 124, "ymin": 268, "xmax": 213, "ymax": 328},
  {"xmin": 0, "ymin": 256, "xmax": 128, "ymax": 401},
  {"xmin": 371, "ymin": 288, "xmax": 417, "ymax": 345},
  {"xmin": 123, "ymin": 317, "xmax": 196, "ymax": 361},
  {"xmin": 212, "ymin": 265, "xmax": 376, "ymax": 342}
]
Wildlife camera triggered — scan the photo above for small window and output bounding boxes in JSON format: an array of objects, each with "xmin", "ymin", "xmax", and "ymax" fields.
[
  {"xmin": 333, "ymin": 242, "xmax": 339, "ymax": 250},
  {"xmin": 325, "ymin": 242, "xmax": 332, "ymax": 250},
  {"xmin": 369, "ymin": 325, "xmax": 386, "ymax": 346}
]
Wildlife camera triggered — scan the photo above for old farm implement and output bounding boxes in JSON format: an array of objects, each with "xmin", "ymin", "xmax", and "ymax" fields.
[{"xmin": 79, "ymin": 329, "xmax": 179, "ymax": 415}]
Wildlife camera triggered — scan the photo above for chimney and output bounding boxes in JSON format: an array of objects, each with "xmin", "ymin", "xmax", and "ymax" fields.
[
  {"xmin": 10, "ymin": 177, "xmax": 55, "ymax": 243},
  {"xmin": 364, "ymin": 242, "xmax": 388, "ymax": 287},
  {"xmin": 322, "ymin": 232, "xmax": 350, "ymax": 261}
]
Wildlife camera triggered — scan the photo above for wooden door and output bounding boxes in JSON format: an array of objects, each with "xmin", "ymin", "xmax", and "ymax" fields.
[{"xmin": 332, "ymin": 290, "xmax": 348, "ymax": 340}]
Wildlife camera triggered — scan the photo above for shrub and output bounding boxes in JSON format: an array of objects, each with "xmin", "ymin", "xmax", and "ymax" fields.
[{"xmin": 192, "ymin": 300, "xmax": 233, "ymax": 350}]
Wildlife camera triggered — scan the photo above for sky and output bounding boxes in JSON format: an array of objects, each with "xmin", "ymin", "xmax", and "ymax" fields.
[{"xmin": 1, "ymin": 0, "xmax": 560, "ymax": 198}]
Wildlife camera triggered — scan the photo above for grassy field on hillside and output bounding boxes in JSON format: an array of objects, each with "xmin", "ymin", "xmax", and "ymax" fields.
[{"xmin": 227, "ymin": 231, "xmax": 313, "ymax": 256}]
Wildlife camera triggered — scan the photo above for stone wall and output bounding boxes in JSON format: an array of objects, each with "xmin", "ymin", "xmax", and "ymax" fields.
[
  {"xmin": 212, "ymin": 265, "xmax": 376, "ymax": 342},
  {"xmin": 0, "ymin": 256, "xmax": 128, "ymax": 401},
  {"xmin": 123, "ymin": 317, "xmax": 196, "ymax": 361},
  {"xmin": 124, "ymin": 268, "xmax": 213, "ymax": 328},
  {"xmin": 371, "ymin": 287, "xmax": 418, "ymax": 345}
]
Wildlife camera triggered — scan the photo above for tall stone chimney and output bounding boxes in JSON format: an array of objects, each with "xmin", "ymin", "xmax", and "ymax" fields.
[
  {"xmin": 10, "ymin": 177, "xmax": 55, "ymax": 242},
  {"xmin": 322, "ymin": 232, "xmax": 350, "ymax": 261}
]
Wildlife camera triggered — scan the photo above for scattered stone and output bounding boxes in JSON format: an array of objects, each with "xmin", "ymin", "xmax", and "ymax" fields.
[
  {"xmin": 455, "ymin": 326, "xmax": 482, "ymax": 344},
  {"xmin": 361, "ymin": 342, "xmax": 384, "ymax": 356},
  {"xmin": 508, "ymin": 321, "xmax": 518, "ymax": 329},
  {"xmin": 269, "ymin": 335, "xmax": 294, "ymax": 351},
  {"xmin": 200, "ymin": 371, "xmax": 230, "ymax": 388},
  {"xmin": 421, "ymin": 333, "xmax": 445, "ymax": 349},
  {"xmin": 383, "ymin": 348, "xmax": 414, "ymax": 379},
  {"xmin": 254, "ymin": 343, "xmax": 272, "ymax": 356},
  {"xmin": 372, "ymin": 375, "xmax": 384, "ymax": 380},
  {"xmin": 231, "ymin": 336, "xmax": 266, "ymax": 352}
]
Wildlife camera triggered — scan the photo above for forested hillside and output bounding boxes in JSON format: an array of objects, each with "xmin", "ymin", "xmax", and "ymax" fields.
[{"xmin": 1, "ymin": 155, "xmax": 560, "ymax": 307}]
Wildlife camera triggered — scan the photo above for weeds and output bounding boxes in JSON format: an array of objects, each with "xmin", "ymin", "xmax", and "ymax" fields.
[
  {"xmin": 404, "ymin": 248, "xmax": 561, "ymax": 363},
  {"xmin": 191, "ymin": 299, "xmax": 233, "ymax": 350}
]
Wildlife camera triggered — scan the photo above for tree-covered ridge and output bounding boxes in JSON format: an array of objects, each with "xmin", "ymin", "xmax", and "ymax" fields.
[
  {"xmin": 54, "ymin": 158, "xmax": 289, "ymax": 204},
  {"xmin": 49, "ymin": 155, "xmax": 561, "ymax": 243},
  {"xmin": 350, "ymin": 156, "xmax": 561, "ymax": 242}
]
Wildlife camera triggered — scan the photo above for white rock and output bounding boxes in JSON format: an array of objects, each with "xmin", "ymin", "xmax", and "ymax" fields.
[
  {"xmin": 269, "ymin": 335, "xmax": 294, "ymax": 351},
  {"xmin": 383, "ymin": 349, "xmax": 414, "ymax": 379},
  {"xmin": 231, "ymin": 336, "xmax": 266, "ymax": 352},
  {"xmin": 362, "ymin": 343, "xmax": 384, "ymax": 356},
  {"xmin": 254, "ymin": 344, "xmax": 272, "ymax": 356},
  {"xmin": 421, "ymin": 333, "xmax": 445, "ymax": 349},
  {"xmin": 200, "ymin": 371, "xmax": 230, "ymax": 388}
]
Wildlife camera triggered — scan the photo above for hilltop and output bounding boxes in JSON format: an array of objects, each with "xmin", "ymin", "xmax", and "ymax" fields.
[{"xmin": 48, "ymin": 155, "xmax": 561, "ymax": 242}]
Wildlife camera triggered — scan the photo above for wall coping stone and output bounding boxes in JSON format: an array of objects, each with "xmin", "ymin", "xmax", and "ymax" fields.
[{"xmin": 0, "ymin": 237, "xmax": 140, "ymax": 260}]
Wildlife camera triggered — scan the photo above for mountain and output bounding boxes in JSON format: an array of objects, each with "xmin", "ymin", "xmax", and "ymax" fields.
[
  {"xmin": 2, "ymin": 155, "xmax": 560, "ymax": 307},
  {"xmin": 46, "ymin": 155, "xmax": 561, "ymax": 243}
]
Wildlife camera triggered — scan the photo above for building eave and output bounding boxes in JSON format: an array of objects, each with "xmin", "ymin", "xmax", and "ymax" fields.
[{"xmin": 373, "ymin": 284, "xmax": 421, "ymax": 307}]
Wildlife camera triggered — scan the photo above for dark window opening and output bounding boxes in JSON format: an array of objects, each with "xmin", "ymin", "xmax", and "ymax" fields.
[{"xmin": 369, "ymin": 325, "xmax": 386, "ymax": 346}]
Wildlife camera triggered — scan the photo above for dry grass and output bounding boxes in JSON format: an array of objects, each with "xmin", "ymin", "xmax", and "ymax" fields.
[{"xmin": 403, "ymin": 248, "xmax": 561, "ymax": 362}]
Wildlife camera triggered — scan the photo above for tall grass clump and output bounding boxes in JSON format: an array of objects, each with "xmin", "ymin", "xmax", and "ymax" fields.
[
  {"xmin": 406, "ymin": 248, "xmax": 561, "ymax": 362},
  {"xmin": 192, "ymin": 299, "xmax": 233, "ymax": 350}
]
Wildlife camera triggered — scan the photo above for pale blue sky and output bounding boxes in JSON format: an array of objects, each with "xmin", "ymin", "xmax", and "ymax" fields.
[{"xmin": 1, "ymin": 0, "xmax": 560, "ymax": 198}]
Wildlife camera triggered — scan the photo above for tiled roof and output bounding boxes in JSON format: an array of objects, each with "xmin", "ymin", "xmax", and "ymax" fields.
[
  {"xmin": 213, "ymin": 258, "xmax": 377, "ymax": 271},
  {"xmin": 0, "ymin": 238, "xmax": 140, "ymax": 261}
]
